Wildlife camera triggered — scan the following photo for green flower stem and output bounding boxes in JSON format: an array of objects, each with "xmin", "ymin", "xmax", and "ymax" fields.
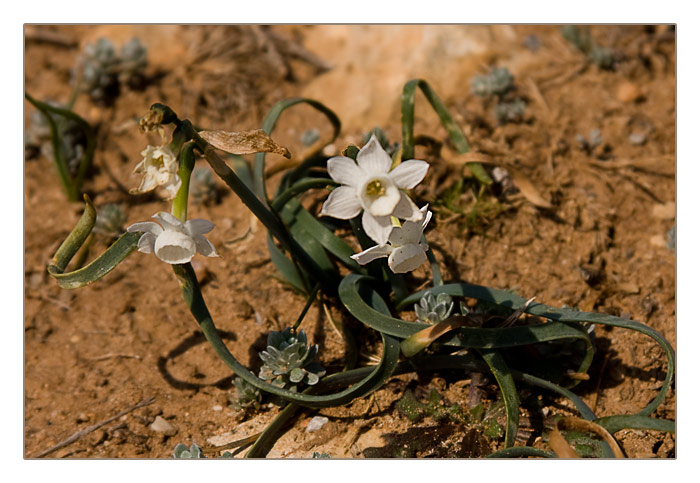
[
  {"xmin": 292, "ymin": 283, "xmax": 320, "ymax": 332},
  {"xmin": 191, "ymin": 133, "xmax": 335, "ymax": 290},
  {"xmin": 171, "ymin": 142, "xmax": 196, "ymax": 222},
  {"xmin": 423, "ymin": 234, "xmax": 443, "ymax": 287}
]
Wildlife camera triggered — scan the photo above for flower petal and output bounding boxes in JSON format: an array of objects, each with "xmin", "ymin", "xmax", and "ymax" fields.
[
  {"xmin": 153, "ymin": 211, "xmax": 184, "ymax": 231},
  {"xmin": 389, "ymin": 159, "xmax": 429, "ymax": 189},
  {"xmin": 362, "ymin": 210, "xmax": 393, "ymax": 246},
  {"xmin": 388, "ymin": 243, "xmax": 428, "ymax": 273},
  {"xmin": 320, "ymin": 186, "xmax": 362, "ymax": 220},
  {"xmin": 401, "ymin": 205, "xmax": 431, "ymax": 243},
  {"xmin": 185, "ymin": 218, "xmax": 216, "ymax": 236},
  {"xmin": 193, "ymin": 235, "xmax": 219, "ymax": 257},
  {"xmin": 327, "ymin": 156, "xmax": 364, "ymax": 186},
  {"xmin": 126, "ymin": 221, "xmax": 163, "ymax": 236},
  {"xmin": 160, "ymin": 174, "xmax": 182, "ymax": 200},
  {"xmin": 356, "ymin": 134, "xmax": 392, "ymax": 175},
  {"xmin": 392, "ymin": 192, "xmax": 422, "ymax": 221},
  {"xmin": 387, "ymin": 226, "xmax": 405, "ymax": 246},
  {"xmin": 153, "ymin": 230, "xmax": 196, "ymax": 264},
  {"xmin": 136, "ymin": 233, "xmax": 156, "ymax": 254},
  {"xmin": 350, "ymin": 244, "xmax": 393, "ymax": 265}
]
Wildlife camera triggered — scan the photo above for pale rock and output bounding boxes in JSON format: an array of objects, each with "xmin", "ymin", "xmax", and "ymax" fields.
[
  {"xmin": 150, "ymin": 416, "xmax": 178, "ymax": 436},
  {"xmin": 305, "ymin": 416, "xmax": 329, "ymax": 433}
]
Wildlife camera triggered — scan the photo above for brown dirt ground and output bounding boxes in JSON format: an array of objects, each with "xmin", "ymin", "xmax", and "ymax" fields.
[{"xmin": 24, "ymin": 25, "xmax": 676, "ymax": 459}]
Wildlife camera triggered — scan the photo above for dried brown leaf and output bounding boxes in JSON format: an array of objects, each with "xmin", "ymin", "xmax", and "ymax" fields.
[
  {"xmin": 199, "ymin": 129, "xmax": 291, "ymax": 158},
  {"xmin": 509, "ymin": 168, "xmax": 554, "ymax": 209}
]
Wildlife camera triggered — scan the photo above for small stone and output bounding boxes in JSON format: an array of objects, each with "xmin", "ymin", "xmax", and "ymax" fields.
[
  {"xmin": 305, "ymin": 416, "xmax": 329, "ymax": 433},
  {"xmin": 322, "ymin": 144, "xmax": 337, "ymax": 157},
  {"xmin": 628, "ymin": 132, "xmax": 647, "ymax": 145},
  {"xmin": 617, "ymin": 82, "xmax": 642, "ymax": 103},
  {"xmin": 90, "ymin": 430, "xmax": 108, "ymax": 447},
  {"xmin": 651, "ymin": 202, "xmax": 675, "ymax": 220},
  {"xmin": 650, "ymin": 235, "xmax": 666, "ymax": 247},
  {"xmin": 212, "ymin": 405, "xmax": 223, "ymax": 412},
  {"xmin": 150, "ymin": 416, "xmax": 178, "ymax": 436}
]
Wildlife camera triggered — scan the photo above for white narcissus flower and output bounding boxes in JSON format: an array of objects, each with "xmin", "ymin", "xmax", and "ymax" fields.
[
  {"xmin": 320, "ymin": 134, "xmax": 429, "ymax": 245},
  {"xmin": 351, "ymin": 205, "xmax": 432, "ymax": 274},
  {"xmin": 130, "ymin": 144, "xmax": 181, "ymax": 200},
  {"xmin": 127, "ymin": 212, "xmax": 218, "ymax": 265}
]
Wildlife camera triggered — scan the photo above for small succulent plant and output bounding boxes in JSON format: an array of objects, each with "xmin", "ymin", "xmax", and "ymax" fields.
[
  {"xmin": 312, "ymin": 451, "xmax": 331, "ymax": 458},
  {"xmin": 119, "ymin": 37, "xmax": 148, "ymax": 88},
  {"xmin": 230, "ymin": 376, "xmax": 262, "ymax": 410},
  {"xmin": 494, "ymin": 98, "xmax": 527, "ymax": 124},
  {"xmin": 79, "ymin": 37, "xmax": 149, "ymax": 103},
  {"xmin": 415, "ymin": 292, "xmax": 454, "ymax": 324},
  {"xmin": 258, "ymin": 328, "xmax": 325, "ymax": 391},
  {"xmin": 94, "ymin": 204, "xmax": 127, "ymax": 237},
  {"xmin": 301, "ymin": 128, "xmax": 320, "ymax": 147},
  {"xmin": 190, "ymin": 167, "xmax": 220, "ymax": 205},
  {"xmin": 575, "ymin": 129, "xmax": 603, "ymax": 152},
  {"xmin": 173, "ymin": 443, "xmax": 205, "ymax": 459},
  {"xmin": 471, "ymin": 67, "xmax": 514, "ymax": 98},
  {"xmin": 81, "ymin": 38, "xmax": 121, "ymax": 103},
  {"xmin": 173, "ymin": 442, "xmax": 233, "ymax": 459},
  {"xmin": 561, "ymin": 25, "xmax": 616, "ymax": 70}
]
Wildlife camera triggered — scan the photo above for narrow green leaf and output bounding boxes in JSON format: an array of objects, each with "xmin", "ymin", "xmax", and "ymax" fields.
[
  {"xmin": 254, "ymin": 98, "xmax": 342, "ymax": 203},
  {"xmin": 50, "ymin": 194, "xmax": 96, "ymax": 271},
  {"xmin": 25, "ymin": 93, "xmax": 96, "ymax": 201},
  {"xmin": 485, "ymin": 447, "xmax": 556, "ymax": 458},
  {"xmin": 48, "ymin": 232, "xmax": 141, "ymax": 289},
  {"xmin": 401, "ymin": 79, "xmax": 492, "ymax": 185},
  {"xmin": 479, "ymin": 349, "xmax": 519, "ymax": 448},
  {"xmin": 594, "ymin": 415, "xmax": 675, "ymax": 435}
]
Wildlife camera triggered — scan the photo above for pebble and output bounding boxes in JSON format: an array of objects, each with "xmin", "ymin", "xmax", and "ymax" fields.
[
  {"xmin": 651, "ymin": 202, "xmax": 675, "ymax": 220},
  {"xmin": 305, "ymin": 416, "xmax": 329, "ymax": 433},
  {"xmin": 628, "ymin": 132, "xmax": 647, "ymax": 145},
  {"xmin": 212, "ymin": 405, "xmax": 223, "ymax": 412},
  {"xmin": 617, "ymin": 82, "xmax": 643, "ymax": 103},
  {"xmin": 150, "ymin": 416, "xmax": 178, "ymax": 436}
]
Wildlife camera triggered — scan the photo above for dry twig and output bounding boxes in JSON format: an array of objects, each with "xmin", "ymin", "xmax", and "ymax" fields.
[{"xmin": 33, "ymin": 397, "xmax": 156, "ymax": 458}]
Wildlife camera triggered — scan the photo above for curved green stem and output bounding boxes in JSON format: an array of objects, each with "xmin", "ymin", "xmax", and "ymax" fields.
[
  {"xmin": 401, "ymin": 79, "xmax": 492, "ymax": 185},
  {"xmin": 171, "ymin": 142, "xmax": 196, "ymax": 222}
]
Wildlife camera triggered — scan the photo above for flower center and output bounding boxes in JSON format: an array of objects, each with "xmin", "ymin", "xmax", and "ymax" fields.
[
  {"xmin": 365, "ymin": 179, "xmax": 386, "ymax": 197},
  {"xmin": 153, "ymin": 154, "xmax": 165, "ymax": 169}
]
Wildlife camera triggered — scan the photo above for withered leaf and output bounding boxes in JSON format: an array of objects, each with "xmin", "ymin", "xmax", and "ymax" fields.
[{"xmin": 199, "ymin": 129, "xmax": 291, "ymax": 158}]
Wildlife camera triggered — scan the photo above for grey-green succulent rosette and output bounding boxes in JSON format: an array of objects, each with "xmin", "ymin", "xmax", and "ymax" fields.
[{"xmin": 258, "ymin": 328, "xmax": 326, "ymax": 391}]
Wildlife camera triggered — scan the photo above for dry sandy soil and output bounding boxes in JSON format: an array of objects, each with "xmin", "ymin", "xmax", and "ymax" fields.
[{"xmin": 24, "ymin": 25, "xmax": 675, "ymax": 458}]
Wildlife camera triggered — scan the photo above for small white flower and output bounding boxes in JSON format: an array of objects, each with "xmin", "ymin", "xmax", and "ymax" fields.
[
  {"xmin": 127, "ymin": 212, "xmax": 218, "ymax": 265},
  {"xmin": 320, "ymin": 134, "xmax": 429, "ymax": 245},
  {"xmin": 351, "ymin": 205, "xmax": 432, "ymax": 274},
  {"xmin": 130, "ymin": 144, "xmax": 181, "ymax": 200}
]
